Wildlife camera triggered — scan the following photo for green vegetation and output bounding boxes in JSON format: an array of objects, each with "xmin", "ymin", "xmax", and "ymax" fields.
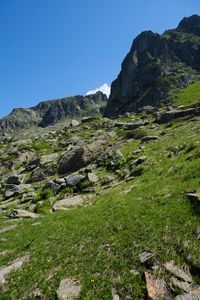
[
  {"xmin": 36, "ymin": 188, "xmax": 54, "ymax": 202},
  {"xmin": 18, "ymin": 140, "xmax": 62, "ymax": 155},
  {"xmin": 0, "ymin": 117, "xmax": 200, "ymax": 299},
  {"xmin": 173, "ymin": 81, "xmax": 200, "ymax": 107}
]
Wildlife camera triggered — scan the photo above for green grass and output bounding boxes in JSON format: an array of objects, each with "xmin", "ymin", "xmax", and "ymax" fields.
[
  {"xmin": 0, "ymin": 118, "xmax": 200, "ymax": 299},
  {"xmin": 173, "ymin": 81, "xmax": 200, "ymax": 107}
]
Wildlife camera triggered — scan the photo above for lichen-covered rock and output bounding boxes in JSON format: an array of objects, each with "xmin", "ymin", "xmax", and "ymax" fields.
[
  {"xmin": 53, "ymin": 196, "xmax": 84, "ymax": 211},
  {"xmin": 58, "ymin": 146, "xmax": 93, "ymax": 175},
  {"xmin": 58, "ymin": 140, "xmax": 105, "ymax": 175},
  {"xmin": 145, "ymin": 272, "xmax": 171, "ymax": 300},
  {"xmin": 57, "ymin": 277, "xmax": 81, "ymax": 300}
]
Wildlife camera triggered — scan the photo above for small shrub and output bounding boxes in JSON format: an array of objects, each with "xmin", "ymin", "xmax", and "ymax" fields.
[
  {"xmin": 125, "ymin": 128, "xmax": 147, "ymax": 140},
  {"xmin": 59, "ymin": 186, "xmax": 74, "ymax": 197},
  {"xmin": 36, "ymin": 188, "xmax": 54, "ymax": 202},
  {"xmin": 34, "ymin": 200, "xmax": 52, "ymax": 214},
  {"xmin": 81, "ymin": 180, "xmax": 91, "ymax": 189}
]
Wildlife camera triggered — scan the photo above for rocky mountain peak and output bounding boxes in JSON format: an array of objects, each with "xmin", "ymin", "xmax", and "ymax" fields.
[
  {"xmin": 176, "ymin": 14, "xmax": 200, "ymax": 35},
  {"xmin": 131, "ymin": 31, "xmax": 165, "ymax": 54},
  {"xmin": 104, "ymin": 15, "xmax": 200, "ymax": 117}
]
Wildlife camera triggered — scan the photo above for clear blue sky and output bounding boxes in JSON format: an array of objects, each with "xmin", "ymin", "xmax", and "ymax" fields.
[{"xmin": 0, "ymin": 0, "xmax": 199, "ymax": 118}]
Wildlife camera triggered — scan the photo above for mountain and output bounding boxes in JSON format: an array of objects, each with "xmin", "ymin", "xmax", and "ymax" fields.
[
  {"xmin": 104, "ymin": 15, "xmax": 200, "ymax": 117},
  {"xmin": 0, "ymin": 92, "xmax": 107, "ymax": 131}
]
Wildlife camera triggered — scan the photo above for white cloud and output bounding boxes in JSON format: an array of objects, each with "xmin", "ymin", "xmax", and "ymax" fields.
[{"xmin": 86, "ymin": 83, "xmax": 111, "ymax": 98}]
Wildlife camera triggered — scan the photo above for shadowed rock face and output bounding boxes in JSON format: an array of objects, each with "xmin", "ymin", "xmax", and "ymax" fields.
[
  {"xmin": 0, "ymin": 92, "xmax": 107, "ymax": 131},
  {"xmin": 104, "ymin": 15, "xmax": 200, "ymax": 117},
  {"xmin": 177, "ymin": 14, "xmax": 200, "ymax": 35}
]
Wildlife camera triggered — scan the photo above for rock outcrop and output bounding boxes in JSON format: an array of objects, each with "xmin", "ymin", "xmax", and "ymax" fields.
[{"xmin": 104, "ymin": 15, "xmax": 200, "ymax": 117}]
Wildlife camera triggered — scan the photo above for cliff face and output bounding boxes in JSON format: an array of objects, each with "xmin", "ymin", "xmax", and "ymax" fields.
[
  {"xmin": 0, "ymin": 92, "xmax": 107, "ymax": 131},
  {"xmin": 104, "ymin": 15, "xmax": 200, "ymax": 117}
]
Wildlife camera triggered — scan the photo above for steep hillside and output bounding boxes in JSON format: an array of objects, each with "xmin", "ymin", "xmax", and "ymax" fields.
[
  {"xmin": 0, "ymin": 92, "xmax": 200, "ymax": 298},
  {"xmin": 0, "ymin": 92, "xmax": 107, "ymax": 131},
  {"xmin": 105, "ymin": 15, "xmax": 200, "ymax": 117}
]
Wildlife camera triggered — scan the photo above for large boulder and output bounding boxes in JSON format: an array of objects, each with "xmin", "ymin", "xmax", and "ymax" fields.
[
  {"xmin": 4, "ymin": 184, "xmax": 31, "ymax": 199},
  {"xmin": 58, "ymin": 140, "xmax": 105, "ymax": 175},
  {"xmin": 7, "ymin": 174, "xmax": 25, "ymax": 185},
  {"xmin": 8, "ymin": 209, "xmax": 39, "ymax": 219},
  {"xmin": 53, "ymin": 196, "xmax": 84, "ymax": 211},
  {"xmin": 58, "ymin": 146, "xmax": 93, "ymax": 175},
  {"xmin": 65, "ymin": 174, "xmax": 85, "ymax": 190}
]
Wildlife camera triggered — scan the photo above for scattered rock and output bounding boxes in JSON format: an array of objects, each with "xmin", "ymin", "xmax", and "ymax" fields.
[
  {"xmin": 57, "ymin": 277, "xmax": 81, "ymax": 300},
  {"xmin": 31, "ymin": 222, "xmax": 41, "ymax": 226},
  {"xmin": 145, "ymin": 272, "xmax": 171, "ymax": 300},
  {"xmin": 131, "ymin": 156, "xmax": 147, "ymax": 167},
  {"xmin": 139, "ymin": 251, "xmax": 154, "ymax": 264},
  {"xmin": 0, "ymin": 238, "xmax": 7, "ymax": 242},
  {"xmin": 187, "ymin": 193, "xmax": 199, "ymax": 201},
  {"xmin": 7, "ymin": 174, "xmax": 24, "ymax": 185},
  {"xmin": 8, "ymin": 209, "xmax": 39, "ymax": 219},
  {"xmin": 171, "ymin": 277, "xmax": 191, "ymax": 292},
  {"xmin": 175, "ymin": 286, "xmax": 200, "ymax": 300},
  {"xmin": 45, "ymin": 181, "xmax": 61, "ymax": 194},
  {"xmin": 111, "ymin": 288, "xmax": 120, "ymax": 300},
  {"xmin": 141, "ymin": 136, "xmax": 160, "ymax": 143},
  {"xmin": 165, "ymin": 261, "xmax": 193, "ymax": 283},
  {"xmin": 196, "ymin": 227, "xmax": 200, "ymax": 239},
  {"xmin": 187, "ymin": 193, "xmax": 200, "ymax": 209},
  {"xmin": 132, "ymin": 149, "xmax": 143, "ymax": 155},
  {"xmin": 54, "ymin": 178, "xmax": 66, "ymax": 185},
  {"xmin": 29, "ymin": 167, "xmax": 45, "ymax": 182},
  {"xmin": 87, "ymin": 172, "xmax": 99, "ymax": 184},
  {"xmin": 156, "ymin": 107, "xmax": 200, "ymax": 124},
  {"xmin": 33, "ymin": 288, "xmax": 43, "ymax": 298},
  {"xmin": 114, "ymin": 120, "xmax": 145, "ymax": 130},
  {"xmin": 41, "ymin": 153, "xmax": 59, "ymax": 165},
  {"xmin": 4, "ymin": 184, "xmax": 30, "ymax": 199},
  {"xmin": 0, "ymin": 255, "xmax": 29, "ymax": 285},
  {"xmin": 130, "ymin": 268, "xmax": 140, "ymax": 275},
  {"xmin": 0, "ymin": 251, "xmax": 10, "ymax": 256},
  {"xmin": 17, "ymin": 150, "xmax": 35, "ymax": 165},
  {"xmin": 53, "ymin": 196, "xmax": 84, "ymax": 211},
  {"xmin": 70, "ymin": 119, "xmax": 80, "ymax": 127},
  {"xmin": 65, "ymin": 174, "xmax": 85, "ymax": 190},
  {"xmin": 0, "ymin": 224, "xmax": 17, "ymax": 234}
]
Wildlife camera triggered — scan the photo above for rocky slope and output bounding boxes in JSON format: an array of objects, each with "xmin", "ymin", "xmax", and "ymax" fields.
[
  {"xmin": 0, "ymin": 98, "xmax": 200, "ymax": 298},
  {"xmin": 105, "ymin": 15, "xmax": 200, "ymax": 117},
  {"xmin": 0, "ymin": 92, "xmax": 107, "ymax": 131}
]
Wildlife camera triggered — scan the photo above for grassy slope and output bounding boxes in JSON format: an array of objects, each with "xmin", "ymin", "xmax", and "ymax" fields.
[
  {"xmin": 173, "ymin": 80, "xmax": 200, "ymax": 107},
  {"xmin": 0, "ymin": 119, "xmax": 200, "ymax": 299}
]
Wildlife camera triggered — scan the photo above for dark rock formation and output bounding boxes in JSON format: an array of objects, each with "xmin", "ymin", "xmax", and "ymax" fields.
[{"xmin": 104, "ymin": 15, "xmax": 200, "ymax": 117}]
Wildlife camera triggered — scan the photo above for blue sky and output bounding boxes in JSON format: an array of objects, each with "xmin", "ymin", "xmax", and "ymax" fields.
[{"xmin": 0, "ymin": 0, "xmax": 199, "ymax": 118}]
